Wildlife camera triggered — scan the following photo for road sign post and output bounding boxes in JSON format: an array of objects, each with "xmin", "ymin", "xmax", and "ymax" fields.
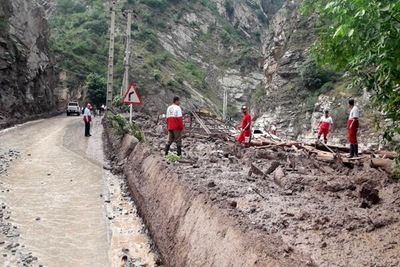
[
  {"xmin": 122, "ymin": 82, "xmax": 143, "ymax": 124},
  {"xmin": 129, "ymin": 104, "xmax": 133, "ymax": 124}
]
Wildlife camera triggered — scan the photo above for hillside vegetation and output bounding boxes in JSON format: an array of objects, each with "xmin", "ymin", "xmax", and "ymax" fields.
[{"xmin": 49, "ymin": 0, "xmax": 270, "ymax": 115}]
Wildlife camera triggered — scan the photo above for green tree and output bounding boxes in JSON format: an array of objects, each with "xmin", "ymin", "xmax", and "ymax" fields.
[
  {"xmin": 302, "ymin": 1, "xmax": 400, "ymax": 143},
  {"xmin": 86, "ymin": 73, "xmax": 106, "ymax": 108}
]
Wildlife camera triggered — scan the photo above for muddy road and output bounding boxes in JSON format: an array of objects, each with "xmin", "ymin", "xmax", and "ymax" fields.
[{"xmin": 0, "ymin": 116, "xmax": 157, "ymax": 266}]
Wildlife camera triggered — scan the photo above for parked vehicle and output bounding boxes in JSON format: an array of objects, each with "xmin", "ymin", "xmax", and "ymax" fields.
[{"xmin": 66, "ymin": 102, "xmax": 80, "ymax": 116}]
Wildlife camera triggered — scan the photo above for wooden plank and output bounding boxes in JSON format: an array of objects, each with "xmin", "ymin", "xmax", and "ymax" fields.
[{"xmin": 191, "ymin": 112, "xmax": 211, "ymax": 135}]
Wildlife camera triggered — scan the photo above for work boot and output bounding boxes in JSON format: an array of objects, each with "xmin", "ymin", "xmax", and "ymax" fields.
[
  {"xmin": 354, "ymin": 144, "xmax": 359, "ymax": 157},
  {"xmin": 165, "ymin": 144, "xmax": 171, "ymax": 156},
  {"xmin": 348, "ymin": 144, "xmax": 354, "ymax": 158},
  {"xmin": 177, "ymin": 146, "xmax": 182, "ymax": 157},
  {"xmin": 324, "ymin": 138, "xmax": 328, "ymax": 144}
]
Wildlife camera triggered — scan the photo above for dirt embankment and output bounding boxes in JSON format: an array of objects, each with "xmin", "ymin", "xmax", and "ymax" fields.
[
  {"xmin": 104, "ymin": 112, "xmax": 400, "ymax": 267},
  {"xmin": 103, "ymin": 118, "xmax": 311, "ymax": 267}
]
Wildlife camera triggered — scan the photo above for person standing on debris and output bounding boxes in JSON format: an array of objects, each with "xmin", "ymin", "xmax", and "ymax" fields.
[
  {"xmin": 271, "ymin": 125, "xmax": 277, "ymax": 136},
  {"xmin": 83, "ymin": 103, "xmax": 92, "ymax": 137},
  {"xmin": 237, "ymin": 105, "xmax": 252, "ymax": 147},
  {"xmin": 317, "ymin": 110, "xmax": 333, "ymax": 144},
  {"xmin": 348, "ymin": 99, "xmax": 360, "ymax": 157},
  {"xmin": 165, "ymin": 96, "xmax": 184, "ymax": 157}
]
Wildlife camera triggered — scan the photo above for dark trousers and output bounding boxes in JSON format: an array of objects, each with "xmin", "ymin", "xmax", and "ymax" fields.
[
  {"xmin": 165, "ymin": 130, "xmax": 182, "ymax": 156},
  {"xmin": 84, "ymin": 122, "xmax": 91, "ymax": 136}
]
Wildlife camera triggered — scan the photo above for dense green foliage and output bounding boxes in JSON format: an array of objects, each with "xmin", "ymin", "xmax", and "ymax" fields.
[
  {"xmin": 108, "ymin": 113, "xmax": 145, "ymax": 141},
  {"xmin": 85, "ymin": 73, "xmax": 106, "ymax": 108},
  {"xmin": 302, "ymin": 0, "xmax": 400, "ymax": 144},
  {"xmin": 0, "ymin": 17, "xmax": 7, "ymax": 31},
  {"xmin": 300, "ymin": 59, "xmax": 336, "ymax": 91},
  {"xmin": 49, "ymin": 0, "xmax": 111, "ymax": 78}
]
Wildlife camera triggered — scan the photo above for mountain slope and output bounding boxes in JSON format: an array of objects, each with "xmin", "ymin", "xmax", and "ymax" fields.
[{"xmin": 0, "ymin": 0, "xmax": 56, "ymax": 126}]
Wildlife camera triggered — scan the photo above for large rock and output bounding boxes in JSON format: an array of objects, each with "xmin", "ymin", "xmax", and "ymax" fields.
[{"xmin": 0, "ymin": 0, "xmax": 56, "ymax": 125}]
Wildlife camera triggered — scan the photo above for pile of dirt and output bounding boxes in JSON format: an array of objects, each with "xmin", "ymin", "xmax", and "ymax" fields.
[{"xmin": 111, "ymin": 112, "xmax": 400, "ymax": 266}]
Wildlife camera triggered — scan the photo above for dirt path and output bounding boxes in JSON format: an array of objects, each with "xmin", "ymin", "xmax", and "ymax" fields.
[{"xmin": 0, "ymin": 116, "xmax": 157, "ymax": 266}]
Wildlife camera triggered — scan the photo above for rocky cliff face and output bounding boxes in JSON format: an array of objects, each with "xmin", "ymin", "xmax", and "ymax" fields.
[
  {"xmin": 254, "ymin": 0, "xmax": 379, "ymax": 147},
  {"xmin": 0, "ymin": 0, "xmax": 56, "ymax": 126},
  {"xmin": 255, "ymin": 0, "xmax": 318, "ymax": 137}
]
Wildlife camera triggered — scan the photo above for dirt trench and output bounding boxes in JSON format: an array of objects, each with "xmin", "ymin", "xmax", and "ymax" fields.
[{"xmin": 103, "ymin": 119, "xmax": 311, "ymax": 267}]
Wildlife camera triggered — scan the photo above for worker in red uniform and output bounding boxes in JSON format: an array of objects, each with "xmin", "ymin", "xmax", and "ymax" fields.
[
  {"xmin": 165, "ymin": 96, "xmax": 184, "ymax": 157},
  {"xmin": 271, "ymin": 125, "xmax": 277, "ymax": 136},
  {"xmin": 347, "ymin": 99, "xmax": 360, "ymax": 157},
  {"xmin": 317, "ymin": 110, "xmax": 333, "ymax": 144},
  {"xmin": 237, "ymin": 105, "xmax": 252, "ymax": 147}
]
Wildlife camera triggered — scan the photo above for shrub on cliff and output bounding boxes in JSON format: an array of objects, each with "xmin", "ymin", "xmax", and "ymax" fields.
[{"xmin": 108, "ymin": 114, "xmax": 145, "ymax": 142}]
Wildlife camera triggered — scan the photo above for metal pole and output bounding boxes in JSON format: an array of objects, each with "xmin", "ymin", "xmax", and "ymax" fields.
[
  {"xmin": 106, "ymin": 1, "xmax": 116, "ymax": 108},
  {"xmin": 129, "ymin": 104, "xmax": 133, "ymax": 124},
  {"xmin": 120, "ymin": 10, "xmax": 134, "ymax": 124},
  {"xmin": 223, "ymin": 88, "xmax": 228, "ymax": 121},
  {"xmin": 121, "ymin": 10, "xmax": 132, "ymax": 97}
]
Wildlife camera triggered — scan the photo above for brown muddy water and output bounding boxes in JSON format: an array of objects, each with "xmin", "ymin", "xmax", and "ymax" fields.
[{"xmin": 0, "ymin": 116, "xmax": 157, "ymax": 267}]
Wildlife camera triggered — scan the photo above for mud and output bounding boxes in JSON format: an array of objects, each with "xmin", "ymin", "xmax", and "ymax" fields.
[
  {"xmin": 0, "ymin": 116, "xmax": 157, "ymax": 267},
  {"xmin": 106, "ymin": 112, "xmax": 400, "ymax": 267}
]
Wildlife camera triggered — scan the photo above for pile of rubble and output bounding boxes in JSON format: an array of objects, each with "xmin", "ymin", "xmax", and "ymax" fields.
[{"xmin": 128, "ymin": 111, "xmax": 400, "ymax": 266}]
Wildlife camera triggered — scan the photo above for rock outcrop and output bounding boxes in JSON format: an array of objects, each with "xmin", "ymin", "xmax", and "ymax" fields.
[{"xmin": 0, "ymin": 0, "xmax": 56, "ymax": 127}]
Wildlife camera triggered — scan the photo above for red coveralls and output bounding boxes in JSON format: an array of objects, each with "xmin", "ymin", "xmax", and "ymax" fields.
[
  {"xmin": 347, "ymin": 119, "xmax": 359, "ymax": 144},
  {"xmin": 347, "ymin": 106, "xmax": 359, "ymax": 145},
  {"xmin": 237, "ymin": 113, "xmax": 252, "ymax": 145},
  {"xmin": 318, "ymin": 116, "xmax": 332, "ymax": 140}
]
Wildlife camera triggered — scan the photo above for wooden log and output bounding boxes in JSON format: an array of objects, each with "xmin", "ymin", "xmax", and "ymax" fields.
[
  {"xmin": 370, "ymin": 158, "xmax": 393, "ymax": 174},
  {"xmin": 250, "ymin": 140, "xmax": 264, "ymax": 147},
  {"xmin": 313, "ymin": 143, "xmax": 350, "ymax": 153},
  {"xmin": 316, "ymin": 151, "xmax": 335, "ymax": 162},
  {"xmin": 376, "ymin": 150, "xmax": 398, "ymax": 160},
  {"xmin": 248, "ymin": 163, "xmax": 265, "ymax": 177}
]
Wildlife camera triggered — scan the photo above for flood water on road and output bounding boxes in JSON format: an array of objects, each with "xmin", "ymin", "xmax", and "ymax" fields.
[{"xmin": 0, "ymin": 116, "xmax": 157, "ymax": 266}]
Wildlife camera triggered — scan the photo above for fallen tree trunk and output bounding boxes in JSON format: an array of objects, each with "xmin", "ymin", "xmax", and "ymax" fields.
[
  {"xmin": 376, "ymin": 150, "xmax": 398, "ymax": 160},
  {"xmin": 371, "ymin": 158, "xmax": 393, "ymax": 174}
]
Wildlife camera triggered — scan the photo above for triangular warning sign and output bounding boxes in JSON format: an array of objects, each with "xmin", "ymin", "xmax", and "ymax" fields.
[{"xmin": 122, "ymin": 83, "xmax": 143, "ymax": 105}]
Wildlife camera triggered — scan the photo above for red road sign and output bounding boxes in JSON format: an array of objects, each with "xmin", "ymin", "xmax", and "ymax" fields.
[{"xmin": 122, "ymin": 83, "xmax": 143, "ymax": 105}]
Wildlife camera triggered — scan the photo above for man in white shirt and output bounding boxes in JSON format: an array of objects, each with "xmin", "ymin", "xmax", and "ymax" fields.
[
  {"xmin": 347, "ymin": 99, "xmax": 360, "ymax": 157},
  {"xmin": 165, "ymin": 97, "xmax": 184, "ymax": 157},
  {"xmin": 83, "ymin": 103, "xmax": 92, "ymax": 137}
]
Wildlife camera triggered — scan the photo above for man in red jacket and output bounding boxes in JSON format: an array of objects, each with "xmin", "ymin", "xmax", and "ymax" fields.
[
  {"xmin": 237, "ymin": 105, "xmax": 252, "ymax": 147},
  {"xmin": 317, "ymin": 110, "xmax": 333, "ymax": 144},
  {"xmin": 165, "ymin": 96, "xmax": 184, "ymax": 156}
]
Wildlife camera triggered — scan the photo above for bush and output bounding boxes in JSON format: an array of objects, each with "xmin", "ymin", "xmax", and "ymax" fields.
[
  {"xmin": 256, "ymin": 10, "xmax": 268, "ymax": 24},
  {"xmin": 301, "ymin": 59, "xmax": 335, "ymax": 91},
  {"xmin": 224, "ymin": 0, "xmax": 235, "ymax": 18},
  {"xmin": 0, "ymin": 18, "xmax": 8, "ymax": 31},
  {"xmin": 108, "ymin": 114, "xmax": 145, "ymax": 141},
  {"xmin": 141, "ymin": 0, "xmax": 169, "ymax": 11},
  {"xmin": 86, "ymin": 73, "xmax": 106, "ymax": 108}
]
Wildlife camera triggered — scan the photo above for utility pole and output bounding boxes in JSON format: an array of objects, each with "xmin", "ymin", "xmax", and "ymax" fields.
[
  {"xmin": 121, "ymin": 10, "xmax": 132, "ymax": 97},
  {"xmin": 121, "ymin": 10, "xmax": 133, "ymax": 123},
  {"xmin": 106, "ymin": 0, "xmax": 116, "ymax": 108},
  {"xmin": 223, "ymin": 88, "xmax": 228, "ymax": 121}
]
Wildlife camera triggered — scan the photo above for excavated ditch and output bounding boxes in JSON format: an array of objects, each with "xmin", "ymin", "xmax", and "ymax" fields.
[{"xmin": 104, "ymin": 113, "xmax": 400, "ymax": 267}]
